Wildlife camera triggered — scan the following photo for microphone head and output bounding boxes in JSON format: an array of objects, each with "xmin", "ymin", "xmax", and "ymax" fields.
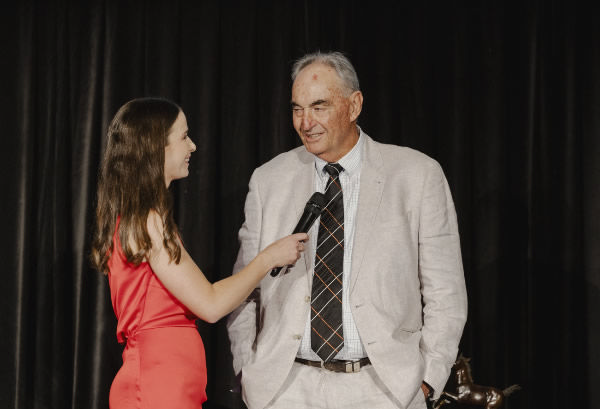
[
  {"xmin": 307, "ymin": 192, "xmax": 326, "ymax": 210},
  {"xmin": 305, "ymin": 192, "xmax": 326, "ymax": 216}
]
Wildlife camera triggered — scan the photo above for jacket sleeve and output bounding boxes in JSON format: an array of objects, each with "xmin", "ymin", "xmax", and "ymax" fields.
[
  {"xmin": 226, "ymin": 172, "xmax": 263, "ymax": 375},
  {"xmin": 418, "ymin": 161, "xmax": 468, "ymax": 398}
]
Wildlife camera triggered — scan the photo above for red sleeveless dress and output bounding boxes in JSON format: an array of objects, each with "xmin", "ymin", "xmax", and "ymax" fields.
[{"xmin": 107, "ymin": 220, "xmax": 207, "ymax": 408}]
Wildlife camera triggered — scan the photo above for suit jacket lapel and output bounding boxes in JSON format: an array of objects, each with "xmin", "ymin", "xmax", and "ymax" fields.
[
  {"xmin": 290, "ymin": 149, "xmax": 315, "ymax": 287},
  {"xmin": 350, "ymin": 135, "xmax": 384, "ymax": 293}
]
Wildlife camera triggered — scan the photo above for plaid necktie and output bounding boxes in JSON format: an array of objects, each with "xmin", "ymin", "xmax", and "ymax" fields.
[{"xmin": 311, "ymin": 163, "xmax": 344, "ymax": 362}]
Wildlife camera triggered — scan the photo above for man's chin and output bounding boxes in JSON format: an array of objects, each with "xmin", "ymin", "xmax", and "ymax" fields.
[
  {"xmin": 303, "ymin": 139, "xmax": 324, "ymax": 153},
  {"xmin": 303, "ymin": 145, "xmax": 324, "ymax": 158}
]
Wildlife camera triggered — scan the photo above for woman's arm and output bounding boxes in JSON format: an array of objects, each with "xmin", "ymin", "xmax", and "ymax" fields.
[{"xmin": 144, "ymin": 211, "xmax": 307, "ymax": 323}]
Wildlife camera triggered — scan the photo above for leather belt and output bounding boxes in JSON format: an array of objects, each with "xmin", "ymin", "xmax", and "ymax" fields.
[{"xmin": 294, "ymin": 357, "xmax": 371, "ymax": 373}]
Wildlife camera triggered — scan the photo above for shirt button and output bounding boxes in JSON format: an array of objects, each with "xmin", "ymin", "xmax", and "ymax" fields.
[
  {"xmin": 304, "ymin": 296, "xmax": 311, "ymax": 303},
  {"xmin": 293, "ymin": 334, "xmax": 302, "ymax": 340}
]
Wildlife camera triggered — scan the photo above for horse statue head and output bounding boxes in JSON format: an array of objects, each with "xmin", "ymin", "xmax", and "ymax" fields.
[{"xmin": 453, "ymin": 353, "xmax": 474, "ymax": 384}]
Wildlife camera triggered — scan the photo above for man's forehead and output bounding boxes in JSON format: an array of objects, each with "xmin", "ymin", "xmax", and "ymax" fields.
[
  {"xmin": 297, "ymin": 62, "xmax": 339, "ymax": 82},
  {"xmin": 293, "ymin": 68, "xmax": 344, "ymax": 99}
]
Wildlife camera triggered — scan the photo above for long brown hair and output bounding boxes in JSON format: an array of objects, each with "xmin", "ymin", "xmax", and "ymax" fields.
[{"xmin": 91, "ymin": 97, "xmax": 182, "ymax": 274}]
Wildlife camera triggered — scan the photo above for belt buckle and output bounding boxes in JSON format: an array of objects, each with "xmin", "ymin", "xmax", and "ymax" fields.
[{"xmin": 345, "ymin": 361, "xmax": 360, "ymax": 373}]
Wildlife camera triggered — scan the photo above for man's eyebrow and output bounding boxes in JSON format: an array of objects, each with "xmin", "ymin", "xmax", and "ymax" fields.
[
  {"xmin": 290, "ymin": 99, "xmax": 331, "ymax": 108},
  {"xmin": 310, "ymin": 99, "xmax": 330, "ymax": 107}
]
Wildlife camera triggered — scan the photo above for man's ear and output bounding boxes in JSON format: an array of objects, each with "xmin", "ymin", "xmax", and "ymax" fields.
[{"xmin": 348, "ymin": 90, "xmax": 363, "ymax": 122}]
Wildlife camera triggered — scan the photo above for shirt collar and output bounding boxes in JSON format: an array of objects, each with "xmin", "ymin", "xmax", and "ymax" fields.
[{"xmin": 314, "ymin": 126, "xmax": 364, "ymax": 177}]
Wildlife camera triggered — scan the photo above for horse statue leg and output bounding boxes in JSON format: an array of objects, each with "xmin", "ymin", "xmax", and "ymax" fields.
[
  {"xmin": 484, "ymin": 389, "xmax": 504, "ymax": 409},
  {"xmin": 433, "ymin": 391, "xmax": 458, "ymax": 409}
]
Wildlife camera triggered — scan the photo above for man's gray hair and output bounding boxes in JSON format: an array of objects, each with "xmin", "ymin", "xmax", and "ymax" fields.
[{"xmin": 291, "ymin": 51, "xmax": 360, "ymax": 95}]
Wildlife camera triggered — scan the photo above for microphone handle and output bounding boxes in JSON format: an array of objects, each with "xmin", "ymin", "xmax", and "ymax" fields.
[
  {"xmin": 269, "ymin": 199, "xmax": 323, "ymax": 277},
  {"xmin": 269, "ymin": 215, "xmax": 317, "ymax": 277},
  {"xmin": 270, "ymin": 265, "xmax": 284, "ymax": 277}
]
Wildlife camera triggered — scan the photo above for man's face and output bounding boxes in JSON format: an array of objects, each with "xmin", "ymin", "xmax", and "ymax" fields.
[{"xmin": 291, "ymin": 63, "xmax": 362, "ymax": 163}]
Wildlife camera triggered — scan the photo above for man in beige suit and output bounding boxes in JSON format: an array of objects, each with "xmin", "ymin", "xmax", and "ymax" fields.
[{"xmin": 227, "ymin": 51, "xmax": 467, "ymax": 409}]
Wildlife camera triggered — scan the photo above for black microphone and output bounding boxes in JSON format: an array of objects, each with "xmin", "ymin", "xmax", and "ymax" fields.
[{"xmin": 270, "ymin": 192, "xmax": 326, "ymax": 277}]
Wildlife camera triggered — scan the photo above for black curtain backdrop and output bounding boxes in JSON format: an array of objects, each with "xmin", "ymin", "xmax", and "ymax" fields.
[{"xmin": 1, "ymin": 1, "xmax": 599, "ymax": 409}]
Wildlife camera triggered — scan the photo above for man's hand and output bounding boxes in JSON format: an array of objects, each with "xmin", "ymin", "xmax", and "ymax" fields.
[{"xmin": 421, "ymin": 382, "xmax": 433, "ymax": 399}]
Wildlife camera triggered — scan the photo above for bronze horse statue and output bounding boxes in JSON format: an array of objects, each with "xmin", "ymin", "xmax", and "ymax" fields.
[{"xmin": 434, "ymin": 355, "xmax": 521, "ymax": 409}]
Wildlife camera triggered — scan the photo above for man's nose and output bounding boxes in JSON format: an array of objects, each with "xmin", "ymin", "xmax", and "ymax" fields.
[{"xmin": 301, "ymin": 109, "xmax": 314, "ymax": 130}]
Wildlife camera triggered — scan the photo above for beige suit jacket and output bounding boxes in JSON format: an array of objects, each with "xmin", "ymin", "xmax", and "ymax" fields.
[{"xmin": 227, "ymin": 133, "xmax": 468, "ymax": 409}]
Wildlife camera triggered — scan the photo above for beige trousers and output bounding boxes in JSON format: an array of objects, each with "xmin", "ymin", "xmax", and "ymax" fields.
[{"xmin": 263, "ymin": 361, "xmax": 427, "ymax": 409}]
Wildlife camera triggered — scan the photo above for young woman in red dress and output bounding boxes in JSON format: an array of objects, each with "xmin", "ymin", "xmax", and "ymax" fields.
[{"xmin": 91, "ymin": 98, "xmax": 307, "ymax": 409}]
